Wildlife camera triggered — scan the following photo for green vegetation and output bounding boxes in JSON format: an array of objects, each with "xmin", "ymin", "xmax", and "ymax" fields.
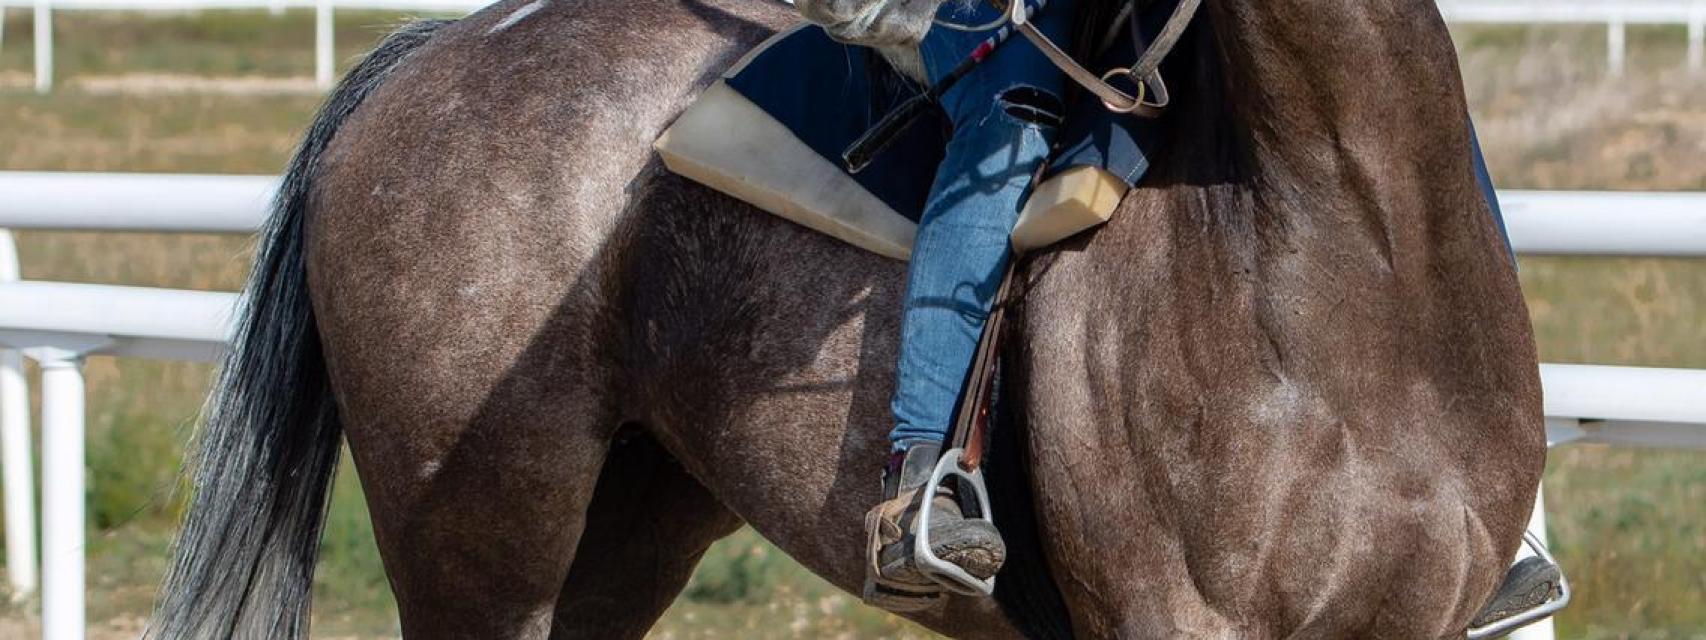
[
  {"xmin": 1, "ymin": 9, "xmax": 449, "ymax": 79},
  {"xmin": 1, "ymin": 10, "xmax": 1702, "ymax": 638}
]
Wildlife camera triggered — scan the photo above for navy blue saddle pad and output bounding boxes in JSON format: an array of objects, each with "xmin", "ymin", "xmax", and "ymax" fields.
[{"xmin": 721, "ymin": 21, "xmax": 1165, "ymax": 223}]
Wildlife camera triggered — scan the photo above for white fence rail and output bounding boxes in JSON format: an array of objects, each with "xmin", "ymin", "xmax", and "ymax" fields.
[
  {"xmin": 1501, "ymin": 191, "xmax": 1706, "ymax": 256},
  {"xmin": 0, "ymin": 0, "xmax": 490, "ymax": 93},
  {"xmin": 0, "ymin": 172, "xmax": 272, "ymax": 232},
  {"xmin": 1439, "ymin": 0, "xmax": 1706, "ymax": 74},
  {"xmin": 2, "ymin": 174, "xmax": 1705, "ymax": 640},
  {"xmin": 4, "ymin": 173, "xmax": 1705, "ymax": 252},
  {"xmin": 3, "ymin": 0, "xmax": 1704, "ymax": 93},
  {"xmin": 1440, "ymin": 0, "xmax": 1706, "ymax": 23}
]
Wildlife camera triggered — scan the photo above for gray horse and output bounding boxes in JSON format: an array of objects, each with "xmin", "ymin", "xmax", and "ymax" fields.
[{"xmin": 144, "ymin": 0, "xmax": 1545, "ymax": 637}]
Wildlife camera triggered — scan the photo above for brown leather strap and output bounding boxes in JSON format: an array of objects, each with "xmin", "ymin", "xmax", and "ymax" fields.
[
  {"xmin": 950, "ymin": 261, "xmax": 1017, "ymax": 471},
  {"xmin": 1126, "ymin": 0, "xmax": 1201, "ymax": 91},
  {"xmin": 1012, "ymin": 0, "xmax": 1201, "ymax": 116}
]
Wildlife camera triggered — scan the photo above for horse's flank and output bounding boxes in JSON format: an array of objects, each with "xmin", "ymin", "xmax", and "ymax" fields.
[{"xmin": 147, "ymin": 0, "xmax": 1544, "ymax": 637}]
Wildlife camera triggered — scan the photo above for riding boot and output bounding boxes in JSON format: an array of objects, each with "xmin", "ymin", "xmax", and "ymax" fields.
[
  {"xmin": 862, "ymin": 442, "xmax": 1006, "ymax": 611},
  {"xmin": 1470, "ymin": 555, "xmax": 1564, "ymax": 628}
]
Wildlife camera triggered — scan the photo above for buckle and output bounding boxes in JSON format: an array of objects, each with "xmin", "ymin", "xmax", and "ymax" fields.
[
  {"xmin": 913, "ymin": 448, "xmax": 997, "ymax": 596},
  {"xmin": 1466, "ymin": 531, "xmax": 1572, "ymax": 639}
]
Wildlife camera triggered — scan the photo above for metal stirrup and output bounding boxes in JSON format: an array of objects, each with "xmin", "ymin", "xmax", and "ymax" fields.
[
  {"xmin": 1466, "ymin": 531, "xmax": 1572, "ymax": 640},
  {"xmin": 912, "ymin": 448, "xmax": 997, "ymax": 596}
]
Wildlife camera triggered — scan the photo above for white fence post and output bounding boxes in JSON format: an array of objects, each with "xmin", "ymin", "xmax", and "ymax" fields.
[
  {"xmin": 1508, "ymin": 487, "xmax": 1557, "ymax": 640},
  {"xmin": 33, "ymin": 0, "xmax": 51, "ymax": 94},
  {"xmin": 1607, "ymin": 11, "xmax": 1626, "ymax": 77},
  {"xmin": 37, "ymin": 350, "xmax": 85, "ymax": 640},
  {"xmin": 1690, "ymin": 1, "xmax": 1705, "ymax": 72},
  {"xmin": 315, "ymin": 0, "xmax": 333, "ymax": 89},
  {"xmin": 0, "ymin": 231, "xmax": 37, "ymax": 602},
  {"xmin": 0, "ymin": 349, "xmax": 33, "ymax": 602}
]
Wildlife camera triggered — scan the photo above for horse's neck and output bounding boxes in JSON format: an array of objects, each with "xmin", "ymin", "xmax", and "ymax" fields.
[
  {"xmin": 1032, "ymin": 0, "xmax": 1514, "ymax": 368},
  {"xmin": 1130, "ymin": 0, "xmax": 1498, "ymax": 279},
  {"xmin": 1210, "ymin": 1, "xmax": 1476, "ymax": 179}
]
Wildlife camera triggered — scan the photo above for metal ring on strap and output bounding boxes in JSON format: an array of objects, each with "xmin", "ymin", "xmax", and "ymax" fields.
[
  {"xmin": 1097, "ymin": 66, "xmax": 1172, "ymax": 114},
  {"xmin": 1098, "ymin": 66, "xmax": 1148, "ymax": 113}
]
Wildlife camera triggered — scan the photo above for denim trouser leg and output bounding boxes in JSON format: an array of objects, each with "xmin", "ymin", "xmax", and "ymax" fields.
[
  {"xmin": 889, "ymin": 112, "xmax": 1057, "ymax": 448},
  {"xmin": 887, "ymin": 0, "xmax": 1076, "ymax": 450}
]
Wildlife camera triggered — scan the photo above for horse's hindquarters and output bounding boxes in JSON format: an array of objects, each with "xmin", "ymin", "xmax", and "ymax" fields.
[{"xmin": 299, "ymin": 0, "xmax": 804, "ymax": 636}]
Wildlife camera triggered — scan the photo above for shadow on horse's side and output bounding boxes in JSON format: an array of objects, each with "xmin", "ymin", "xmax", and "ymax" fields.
[{"xmin": 143, "ymin": 0, "xmax": 1545, "ymax": 637}]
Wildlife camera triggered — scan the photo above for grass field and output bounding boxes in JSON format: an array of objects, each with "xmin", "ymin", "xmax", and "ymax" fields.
[{"xmin": 1, "ymin": 9, "xmax": 1703, "ymax": 639}]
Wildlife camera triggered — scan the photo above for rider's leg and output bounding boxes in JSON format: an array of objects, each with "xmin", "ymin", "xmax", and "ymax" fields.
[
  {"xmin": 867, "ymin": 0, "xmax": 1076, "ymax": 604},
  {"xmin": 874, "ymin": 94, "xmax": 1061, "ymax": 587},
  {"xmin": 888, "ymin": 93, "xmax": 1063, "ymax": 450}
]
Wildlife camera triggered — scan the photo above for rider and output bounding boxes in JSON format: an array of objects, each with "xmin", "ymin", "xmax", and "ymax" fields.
[{"xmin": 861, "ymin": 0, "xmax": 1080, "ymax": 608}]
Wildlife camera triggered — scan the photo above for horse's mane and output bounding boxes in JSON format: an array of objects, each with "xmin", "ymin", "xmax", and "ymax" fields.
[{"xmin": 1068, "ymin": 0, "xmax": 1132, "ymax": 62}]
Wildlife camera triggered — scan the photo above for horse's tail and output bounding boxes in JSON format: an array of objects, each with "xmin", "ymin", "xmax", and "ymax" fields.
[{"xmin": 145, "ymin": 19, "xmax": 450, "ymax": 639}]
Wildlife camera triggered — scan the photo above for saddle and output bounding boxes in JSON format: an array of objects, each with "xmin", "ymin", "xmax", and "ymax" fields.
[{"xmin": 654, "ymin": 22, "xmax": 1161, "ymax": 260}]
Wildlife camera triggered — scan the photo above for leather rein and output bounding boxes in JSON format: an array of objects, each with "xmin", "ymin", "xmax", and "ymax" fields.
[{"xmin": 1009, "ymin": 0, "xmax": 1201, "ymax": 116}]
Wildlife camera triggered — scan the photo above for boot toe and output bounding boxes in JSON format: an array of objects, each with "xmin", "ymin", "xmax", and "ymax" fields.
[
  {"xmin": 878, "ymin": 517, "xmax": 1007, "ymax": 582},
  {"xmin": 932, "ymin": 519, "xmax": 1006, "ymax": 580},
  {"xmin": 1471, "ymin": 556, "xmax": 1562, "ymax": 627}
]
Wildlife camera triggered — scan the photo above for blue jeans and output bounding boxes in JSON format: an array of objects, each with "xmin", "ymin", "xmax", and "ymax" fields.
[{"xmin": 889, "ymin": 0, "xmax": 1078, "ymax": 449}]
